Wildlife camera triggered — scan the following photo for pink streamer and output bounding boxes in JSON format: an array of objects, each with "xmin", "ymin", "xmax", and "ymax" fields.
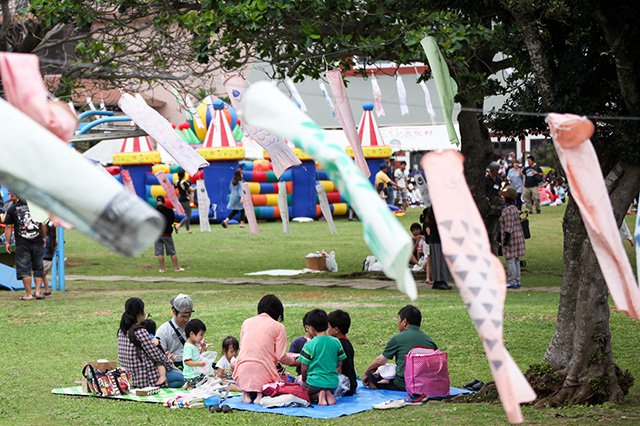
[
  {"xmin": 155, "ymin": 172, "xmax": 185, "ymax": 216},
  {"xmin": 326, "ymin": 70, "xmax": 370, "ymax": 178},
  {"xmin": 120, "ymin": 170, "xmax": 136, "ymax": 196},
  {"xmin": 547, "ymin": 113, "xmax": 640, "ymax": 318},
  {"xmin": 370, "ymin": 75, "xmax": 385, "ymax": 117},
  {"xmin": 0, "ymin": 53, "xmax": 77, "ymax": 142},
  {"xmin": 422, "ymin": 151, "xmax": 535, "ymax": 424},
  {"xmin": 242, "ymin": 182, "xmax": 259, "ymax": 234}
]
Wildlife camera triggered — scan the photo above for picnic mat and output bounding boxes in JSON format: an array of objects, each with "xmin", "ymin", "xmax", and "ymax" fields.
[
  {"xmin": 219, "ymin": 383, "xmax": 473, "ymax": 419},
  {"xmin": 51, "ymin": 386, "xmax": 241, "ymax": 404}
]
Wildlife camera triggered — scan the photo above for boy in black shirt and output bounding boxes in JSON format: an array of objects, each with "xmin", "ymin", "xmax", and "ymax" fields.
[
  {"xmin": 328, "ymin": 310, "xmax": 357, "ymax": 396},
  {"xmin": 155, "ymin": 196, "xmax": 184, "ymax": 273}
]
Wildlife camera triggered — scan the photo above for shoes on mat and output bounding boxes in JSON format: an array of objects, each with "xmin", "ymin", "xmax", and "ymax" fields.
[
  {"xmin": 373, "ymin": 399, "xmax": 406, "ymax": 410},
  {"xmin": 404, "ymin": 393, "xmax": 428, "ymax": 406},
  {"xmin": 463, "ymin": 379, "xmax": 485, "ymax": 392}
]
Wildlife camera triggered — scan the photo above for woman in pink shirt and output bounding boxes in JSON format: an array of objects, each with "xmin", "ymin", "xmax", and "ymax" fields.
[{"xmin": 233, "ymin": 294, "xmax": 300, "ymax": 404}]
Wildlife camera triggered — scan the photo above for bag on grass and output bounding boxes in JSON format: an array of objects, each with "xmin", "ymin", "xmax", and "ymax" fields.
[
  {"xmin": 82, "ymin": 364, "xmax": 131, "ymax": 397},
  {"xmin": 520, "ymin": 212, "xmax": 531, "ymax": 239},
  {"xmin": 404, "ymin": 347, "xmax": 450, "ymax": 397}
]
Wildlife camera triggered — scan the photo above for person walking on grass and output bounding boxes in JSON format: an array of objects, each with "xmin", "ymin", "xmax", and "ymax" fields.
[
  {"xmin": 3, "ymin": 198, "xmax": 46, "ymax": 300},
  {"xmin": 154, "ymin": 196, "xmax": 184, "ymax": 273},
  {"xmin": 522, "ymin": 155, "xmax": 544, "ymax": 214},
  {"xmin": 175, "ymin": 170, "xmax": 193, "ymax": 234},
  {"xmin": 221, "ymin": 168, "xmax": 246, "ymax": 228}
]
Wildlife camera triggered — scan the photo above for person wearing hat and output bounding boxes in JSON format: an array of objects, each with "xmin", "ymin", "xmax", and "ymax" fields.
[
  {"xmin": 154, "ymin": 195, "xmax": 184, "ymax": 273},
  {"xmin": 499, "ymin": 188, "xmax": 526, "ymax": 289},
  {"xmin": 156, "ymin": 294, "xmax": 209, "ymax": 368}
]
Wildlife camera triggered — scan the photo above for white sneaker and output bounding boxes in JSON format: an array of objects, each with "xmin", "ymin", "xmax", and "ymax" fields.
[{"xmin": 373, "ymin": 399, "xmax": 406, "ymax": 410}]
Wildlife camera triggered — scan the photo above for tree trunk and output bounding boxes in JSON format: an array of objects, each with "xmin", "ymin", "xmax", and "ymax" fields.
[
  {"xmin": 457, "ymin": 99, "xmax": 499, "ymax": 252},
  {"xmin": 539, "ymin": 162, "xmax": 640, "ymax": 406}
]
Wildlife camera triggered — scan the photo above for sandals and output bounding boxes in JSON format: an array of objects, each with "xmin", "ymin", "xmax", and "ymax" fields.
[{"xmin": 19, "ymin": 296, "xmax": 35, "ymax": 301}]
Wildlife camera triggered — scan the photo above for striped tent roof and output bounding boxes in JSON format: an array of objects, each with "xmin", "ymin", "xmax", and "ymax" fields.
[
  {"xmin": 119, "ymin": 136, "xmax": 154, "ymax": 153},
  {"xmin": 202, "ymin": 100, "xmax": 237, "ymax": 148},
  {"xmin": 357, "ymin": 102, "xmax": 386, "ymax": 147}
]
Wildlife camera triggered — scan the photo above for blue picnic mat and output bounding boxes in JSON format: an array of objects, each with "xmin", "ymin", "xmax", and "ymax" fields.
[{"xmin": 218, "ymin": 382, "xmax": 472, "ymax": 419}]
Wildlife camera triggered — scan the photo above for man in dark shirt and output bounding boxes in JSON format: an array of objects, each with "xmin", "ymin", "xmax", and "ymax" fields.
[
  {"xmin": 363, "ymin": 305, "xmax": 437, "ymax": 391},
  {"xmin": 155, "ymin": 196, "xmax": 184, "ymax": 273},
  {"xmin": 328, "ymin": 310, "xmax": 357, "ymax": 396},
  {"xmin": 522, "ymin": 155, "xmax": 544, "ymax": 214},
  {"xmin": 4, "ymin": 198, "xmax": 46, "ymax": 300}
]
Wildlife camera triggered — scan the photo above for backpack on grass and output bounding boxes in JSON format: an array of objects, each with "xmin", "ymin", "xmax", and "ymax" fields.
[
  {"xmin": 82, "ymin": 364, "xmax": 131, "ymax": 397},
  {"xmin": 404, "ymin": 347, "xmax": 450, "ymax": 397}
]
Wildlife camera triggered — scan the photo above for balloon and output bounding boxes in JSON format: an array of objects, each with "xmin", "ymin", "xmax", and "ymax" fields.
[{"xmin": 191, "ymin": 95, "xmax": 239, "ymax": 142}]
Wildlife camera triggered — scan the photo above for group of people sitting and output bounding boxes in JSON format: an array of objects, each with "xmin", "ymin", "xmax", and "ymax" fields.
[{"xmin": 117, "ymin": 293, "xmax": 438, "ymax": 405}]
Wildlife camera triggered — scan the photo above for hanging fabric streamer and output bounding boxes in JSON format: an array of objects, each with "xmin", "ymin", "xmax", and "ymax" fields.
[
  {"xmin": 414, "ymin": 173, "xmax": 430, "ymax": 207},
  {"xmin": 242, "ymin": 82, "xmax": 417, "ymax": 300},
  {"xmin": 67, "ymin": 101, "xmax": 77, "ymax": 117},
  {"xmin": 223, "ymin": 74, "xmax": 301, "ymax": 178},
  {"xmin": 636, "ymin": 193, "xmax": 639, "ymax": 285},
  {"xmin": 285, "ymin": 78, "xmax": 308, "ymax": 112},
  {"xmin": 419, "ymin": 81, "xmax": 437, "ymax": 125},
  {"xmin": 242, "ymin": 182, "xmax": 259, "ymax": 234},
  {"xmin": 396, "ymin": 74, "xmax": 409, "ymax": 116},
  {"xmin": 99, "ymin": 98, "xmax": 106, "ymax": 111},
  {"xmin": 196, "ymin": 179, "xmax": 211, "ymax": 232},
  {"xmin": 86, "ymin": 97, "xmax": 97, "ymax": 111},
  {"xmin": 0, "ymin": 99, "xmax": 163, "ymax": 256},
  {"xmin": 326, "ymin": 70, "xmax": 370, "ymax": 178},
  {"xmin": 422, "ymin": 151, "xmax": 535, "ymax": 424},
  {"xmin": 185, "ymin": 94, "xmax": 204, "ymax": 129},
  {"xmin": 421, "ymin": 36, "xmax": 459, "ymax": 145},
  {"xmin": 120, "ymin": 170, "xmax": 136, "ymax": 196},
  {"xmin": 370, "ymin": 75, "xmax": 385, "ymax": 117},
  {"xmin": 0, "ymin": 53, "xmax": 77, "ymax": 142},
  {"xmin": 155, "ymin": 172, "xmax": 185, "ymax": 216},
  {"xmin": 278, "ymin": 181, "xmax": 290, "ymax": 234},
  {"xmin": 547, "ymin": 113, "xmax": 640, "ymax": 318},
  {"xmin": 319, "ymin": 81, "xmax": 336, "ymax": 118},
  {"xmin": 119, "ymin": 93, "xmax": 208, "ymax": 175},
  {"xmin": 316, "ymin": 184, "xmax": 337, "ymax": 234}
]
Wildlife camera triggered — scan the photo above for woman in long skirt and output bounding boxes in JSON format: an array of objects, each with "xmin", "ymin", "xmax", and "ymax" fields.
[{"xmin": 427, "ymin": 207, "xmax": 453, "ymax": 290}]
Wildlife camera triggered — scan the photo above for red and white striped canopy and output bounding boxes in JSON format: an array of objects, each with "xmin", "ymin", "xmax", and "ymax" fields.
[
  {"xmin": 202, "ymin": 104, "xmax": 237, "ymax": 148},
  {"xmin": 358, "ymin": 103, "xmax": 386, "ymax": 147},
  {"xmin": 119, "ymin": 136, "xmax": 154, "ymax": 153}
]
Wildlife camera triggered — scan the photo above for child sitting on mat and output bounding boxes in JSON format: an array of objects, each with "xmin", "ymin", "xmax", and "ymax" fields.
[
  {"xmin": 288, "ymin": 311, "xmax": 313, "ymax": 379},
  {"xmin": 328, "ymin": 310, "xmax": 357, "ymax": 396},
  {"xmin": 141, "ymin": 318, "xmax": 167, "ymax": 386},
  {"xmin": 299, "ymin": 309, "xmax": 346, "ymax": 406},
  {"xmin": 216, "ymin": 336, "xmax": 240, "ymax": 391},
  {"xmin": 182, "ymin": 319, "xmax": 208, "ymax": 389}
]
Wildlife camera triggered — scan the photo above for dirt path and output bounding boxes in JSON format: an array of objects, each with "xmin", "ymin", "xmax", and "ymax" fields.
[{"xmin": 65, "ymin": 274, "xmax": 560, "ymax": 292}]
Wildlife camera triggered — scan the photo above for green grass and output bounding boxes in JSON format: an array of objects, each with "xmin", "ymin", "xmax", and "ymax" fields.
[{"xmin": 0, "ymin": 205, "xmax": 638, "ymax": 425}]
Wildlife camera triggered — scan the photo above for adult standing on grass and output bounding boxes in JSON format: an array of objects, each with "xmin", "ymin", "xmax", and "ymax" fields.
[
  {"xmin": 522, "ymin": 155, "xmax": 544, "ymax": 214},
  {"xmin": 221, "ymin": 168, "xmax": 246, "ymax": 228},
  {"xmin": 117, "ymin": 297, "xmax": 184, "ymax": 388},
  {"xmin": 156, "ymin": 294, "xmax": 207, "ymax": 368},
  {"xmin": 175, "ymin": 170, "xmax": 193, "ymax": 234},
  {"xmin": 3, "ymin": 198, "xmax": 46, "ymax": 300},
  {"xmin": 375, "ymin": 164, "xmax": 399, "ymax": 204},
  {"xmin": 233, "ymin": 294, "xmax": 300, "ymax": 404},
  {"xmin": 154, "ymin": 196, "xmax": 184, "ymax": 273},
  {"xmin": 427, "ymin": 207, "xmax": 453, "ymax": 290},
  {"xmin": 499, "ymin": 188, "xmax": 526, "ymax": 289}
]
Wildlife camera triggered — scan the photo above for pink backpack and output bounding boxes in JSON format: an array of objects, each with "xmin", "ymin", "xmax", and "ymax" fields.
[{"xmin": 404, "ymin": 347, "xmax": 450, "ymax": 396}]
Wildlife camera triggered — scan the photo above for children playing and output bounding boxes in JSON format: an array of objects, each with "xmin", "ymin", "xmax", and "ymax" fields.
[
  {"xmin": 299, "ymin": 309, "xmax": 347, "ymax": 406},
  {"xmin": 327, "ymin": 310, "xmax": 357, "ymax": 396},
  {"xmin": 288, "ymin": 312, "xmax": 312, "ymax": 377},
  {"xmin": 182, "ymin": 319, "xmax": 208, "ymax": 389},
  {"xmin": 215, "ymin": 336, "xmax": 240, "ymax": 391},
  {"xmin": 141, "ymin": 318, "xmax": 167, "ymax": 386}
]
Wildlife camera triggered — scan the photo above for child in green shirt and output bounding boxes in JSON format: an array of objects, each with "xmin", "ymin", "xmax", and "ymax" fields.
[
  {"xmin": 182, "ymin": 319, "xmax": 207, "ymax": 388},
  {"xmin": 299, "ymin": 309, "xmax": 346, "ymax": 406}
]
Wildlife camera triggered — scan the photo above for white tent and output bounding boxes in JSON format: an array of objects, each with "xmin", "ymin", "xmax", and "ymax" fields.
[{"xmin": 82, "ymin": 139, "xmax": 124, "ymax": 165}]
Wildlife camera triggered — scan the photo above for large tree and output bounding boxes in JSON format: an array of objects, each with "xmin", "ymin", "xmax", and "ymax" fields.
[
  {"xmin": 183, "ymin": 0, "xmax": 640, "ymax": 407},
  {"xmin": 0, "ymin": 0, "xmax": 219, "ymax": 98}
]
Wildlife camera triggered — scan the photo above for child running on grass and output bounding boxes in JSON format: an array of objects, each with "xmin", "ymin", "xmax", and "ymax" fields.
[
  {"xmin": 300, "ymin": 309, "xmax": 346, "ymax": 406},
  {"xmin": 182, "ymin": 319, "xmax": 207, "ymax": 389},
  {"xmin": 328, "ymin": 310, "xmax": 357, "ymax": 396}
]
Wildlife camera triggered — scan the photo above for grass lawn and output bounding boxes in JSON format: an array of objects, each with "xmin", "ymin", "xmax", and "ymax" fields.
[{"xmin": 0, "ymin": 205, "xmax": 638, "ymax": 425}]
